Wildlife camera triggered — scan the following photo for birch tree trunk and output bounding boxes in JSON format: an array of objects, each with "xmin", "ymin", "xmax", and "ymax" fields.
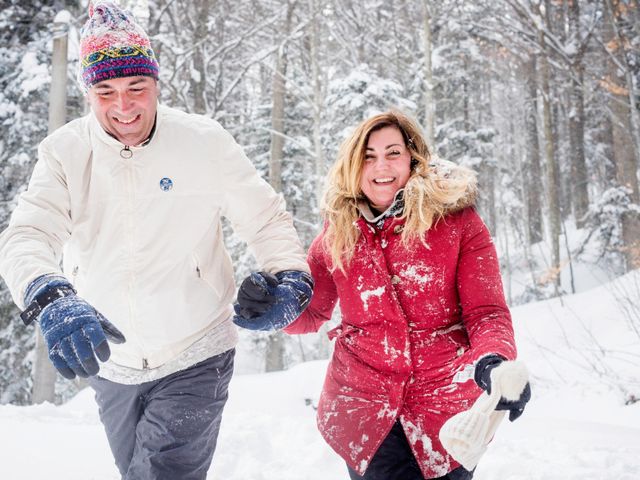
[
  {"xmin": 484, "ymin": 77, "xmax": 496, "ymax": 235},
  {"xmin": 537, "ymin": 9, "xmax": 561, "ymax": 291}
]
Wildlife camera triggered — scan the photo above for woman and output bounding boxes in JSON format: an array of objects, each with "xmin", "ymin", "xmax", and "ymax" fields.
[{"xmin": 281, "ymin": 111, "xmax": 529, "ymax": 480}]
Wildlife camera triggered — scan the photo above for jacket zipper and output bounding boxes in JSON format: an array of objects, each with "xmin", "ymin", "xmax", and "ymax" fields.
[
  {"xmin": 120, "ymin": 145, "xmax": 132, "ymax": 159},
  {"xmin": 123, "ymin": 148, "xmax": 149, "ymax": 369}
]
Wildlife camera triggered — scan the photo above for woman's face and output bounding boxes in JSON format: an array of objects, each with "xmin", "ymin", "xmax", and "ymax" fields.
[{"xmin": 359, "ymin": 126, "xmax": 412, "ymax": 211}]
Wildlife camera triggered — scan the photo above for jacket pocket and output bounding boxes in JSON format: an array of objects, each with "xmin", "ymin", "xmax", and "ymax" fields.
[
  {"xmin": 70, "ymin": 264, "xmax": 86, "ymax": 290},
  {"xmin": 192, "ymin": 253, "xmax": 222, "ymax": 298}
]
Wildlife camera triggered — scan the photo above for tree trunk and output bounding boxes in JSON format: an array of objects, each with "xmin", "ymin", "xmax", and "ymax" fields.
[
  {"xmin": 538, "ymin": 28, "xmax": 561, "ymax": 291},
  {"xmin": 523, "ymin": 55, "xmax": 543, "ymax": 245},
  {"xmin": 598, "ymin": 115, "xmax": 617, "ymax": 188},
  {"xmin": 607, "ymin": 0, "xmax": 640, "ymax": 171},
  {"xmin": 604, "ymin": 0, "xmax": 640, "ymax": 270},
  {"xmin": 191, "ymin": 0, "xmax": 210, "ymax": 114},
  {"xmin": 568, "ymin": 62, "xmax": 589, "ymax": 227},
  {"xmin": 421, "ymin": 0, "xmax": 435, "ymax": 145},
  {"xmin": 265, "ymin": 1, "xmax": 295, "ymax": 372},
  {"xmin": 611, "ymin": 88, "xmax": 640, "ymax": 269},
  {"xmin": 484, "ymin": 77, "xmax": 497, "ymax": 236},
  {"xmin": 33, "ymin": 12, "xmax": 70, "ymax": 404},
  {"xmin": 309, "ymin": 0, "xmax": 325, "ymax": 207},
  {"xmin": 567, "ymin": 0, "xmax": 589, "ymax": 228},
  {"xmin": 268, "ymin": 37, "xmax": 290, "ymax": 191},
  {"xmin": 265, "ymin": 331, "xmax": 286, "ymax": 373}
]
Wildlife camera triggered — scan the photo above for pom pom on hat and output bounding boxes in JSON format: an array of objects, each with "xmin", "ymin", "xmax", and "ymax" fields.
[{"xmin": 78, "ymin": 1, "xmax": 159, "ymax": 91}]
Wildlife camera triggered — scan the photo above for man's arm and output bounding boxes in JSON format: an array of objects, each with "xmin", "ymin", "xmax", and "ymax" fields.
[
  {"xmin": 207, "ymin": 123, "xmax": 311, "ymax": 331},
  {"xmin": 0, "ymin": 137, "xmax": 125, "ymax": 379},
  {"xmin": 0, "ymin": 139, "xmax": 72, "ymax": 309},
  {"xmin": 211, "ymin": 124, "xmax": 308, "ymax": 274}
]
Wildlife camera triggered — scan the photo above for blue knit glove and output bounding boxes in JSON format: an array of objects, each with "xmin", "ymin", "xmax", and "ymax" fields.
[
  {"xmin": 23, "ymin": 275, "xmax": 125, "ymax": 379},
  {"xmin": 233, "ymin": 270, "xmax": 314, "ymax": 331},
  {"xmin": 475, "ymin": 354, "xmax": 532, "ymax": 421}
]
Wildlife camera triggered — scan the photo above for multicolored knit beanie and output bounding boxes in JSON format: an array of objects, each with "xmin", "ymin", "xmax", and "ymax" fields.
[{"xmin": 78, "ymin": 1, "xmax": 159, "ymax": 91}]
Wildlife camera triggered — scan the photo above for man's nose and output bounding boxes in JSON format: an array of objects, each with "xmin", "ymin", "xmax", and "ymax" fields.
[{"xmin": 115, "ymin": 92, "xmax": 133, "ymax": 111}]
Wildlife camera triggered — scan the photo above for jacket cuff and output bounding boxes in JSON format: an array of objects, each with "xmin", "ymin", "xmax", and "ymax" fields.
[
  {"xmin": 473, "ymin": 353, "xmax": 506, "ymax": 390},
  {"xmin": 24, "ymin": 274, "xmax": 73, "ymax": 307}
]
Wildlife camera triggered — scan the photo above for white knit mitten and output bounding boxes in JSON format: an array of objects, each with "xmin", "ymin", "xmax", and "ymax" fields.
[{"xmin": 439, "ymin": 361, "xmax": 529, "ymax": 470}]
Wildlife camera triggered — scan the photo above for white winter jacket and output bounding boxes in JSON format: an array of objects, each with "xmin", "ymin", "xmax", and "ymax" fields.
[{"xmin": 0, "ymin": 104, "xmax": 308, "ymax": 370}]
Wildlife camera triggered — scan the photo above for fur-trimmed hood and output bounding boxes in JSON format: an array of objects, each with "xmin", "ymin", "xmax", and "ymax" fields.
[{"xmin": 422, "ymin": 157, "xmax": 478, "ymax": 214}]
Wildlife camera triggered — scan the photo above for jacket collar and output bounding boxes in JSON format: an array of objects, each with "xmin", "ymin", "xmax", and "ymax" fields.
[
  {"xmin": 358, "ymin": 189, "xmax": 404, "ymax": 227},
  {"xmin": 356, "ymin": 189, "xmax": 405, "ymax": 238},
  {"xmin": 88, "ymin": 101, "xmax": 162, "ymax": 152}
]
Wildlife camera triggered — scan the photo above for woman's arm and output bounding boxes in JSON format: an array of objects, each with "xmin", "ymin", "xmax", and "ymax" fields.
[
  {"xmin": 456, "ymin": 207, "xmax": 517, "ymax": 361},
  {"xmin": 284, "ymin": 236, "xmax": 338, "ymax": 334}
]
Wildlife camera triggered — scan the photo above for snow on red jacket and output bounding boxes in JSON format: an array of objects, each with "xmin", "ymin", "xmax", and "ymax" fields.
[{"xmin": 285, "ymin": 206, "xmax": 517, "ymax": 478}]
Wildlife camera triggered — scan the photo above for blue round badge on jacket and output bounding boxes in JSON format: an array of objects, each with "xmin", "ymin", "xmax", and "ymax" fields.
[{"xmin": 159, "ymin": 177, "xmax": 173, "ymax": 191}]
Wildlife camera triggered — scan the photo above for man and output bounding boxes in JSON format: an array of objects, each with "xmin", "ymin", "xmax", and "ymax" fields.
[{"xmin": 0, "ymin": 2, "xmax": 312, "ymax": 478}]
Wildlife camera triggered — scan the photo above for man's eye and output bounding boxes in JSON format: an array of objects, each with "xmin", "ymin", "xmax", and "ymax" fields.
[{"xmin": 97, "ymin": 92, "xmax": 112, "ymax": 97}]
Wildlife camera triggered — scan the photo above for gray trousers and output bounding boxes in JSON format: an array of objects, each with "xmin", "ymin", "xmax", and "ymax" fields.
[{"xmin": 89, "ymin": 349, "xmax": 235, "ymax": 480}]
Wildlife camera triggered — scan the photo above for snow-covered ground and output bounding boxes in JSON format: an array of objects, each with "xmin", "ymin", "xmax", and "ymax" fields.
[{"xmin": 2, "ymin": 271, "xmax": 640, "ymax": 479}]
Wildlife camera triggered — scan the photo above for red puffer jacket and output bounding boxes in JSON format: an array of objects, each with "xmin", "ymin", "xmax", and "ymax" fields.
[{"xmin": 285, "ymin": 206, "xmax": 516, "ymax": 478}]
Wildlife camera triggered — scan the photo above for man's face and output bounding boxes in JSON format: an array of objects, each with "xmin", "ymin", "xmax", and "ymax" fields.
[{"xmin": 87, "ymin": 76, "xmax": 159, "ymax": 146}]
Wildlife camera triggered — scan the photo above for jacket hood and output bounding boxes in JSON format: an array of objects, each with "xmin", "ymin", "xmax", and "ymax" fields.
[{"xmin": 426, "ymin": 157, "xmax": 478, "ymax": 214}]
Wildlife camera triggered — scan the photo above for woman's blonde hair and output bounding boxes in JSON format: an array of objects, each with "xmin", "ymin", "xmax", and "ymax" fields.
[{"xmin": 321, "ymin": 110, "xmax": 475, "ymax": 272}]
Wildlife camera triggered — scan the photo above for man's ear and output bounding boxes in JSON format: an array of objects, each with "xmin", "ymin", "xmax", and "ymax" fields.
[{"xmin": 85, "ymin": 89, "xmax": 95, "ymax": 108}]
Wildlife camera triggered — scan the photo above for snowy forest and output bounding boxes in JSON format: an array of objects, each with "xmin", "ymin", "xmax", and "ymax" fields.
[{"xmin": 0, "ymin": 0, "xmax": 639, "ymax": 407}]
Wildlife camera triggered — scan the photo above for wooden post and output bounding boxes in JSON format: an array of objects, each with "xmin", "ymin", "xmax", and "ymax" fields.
[
  {"xmin": 47, "ymin": 11, "xmax": 69, "ymax": 133},
  {"xmin": 32, "ymin": 10, "xmax": 70, "ymax": 405}
]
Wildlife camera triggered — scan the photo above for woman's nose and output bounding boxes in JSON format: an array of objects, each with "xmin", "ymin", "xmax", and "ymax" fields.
[{"xmin": 372, "ymin": 157, "xmax": 389, "ymax": 168}]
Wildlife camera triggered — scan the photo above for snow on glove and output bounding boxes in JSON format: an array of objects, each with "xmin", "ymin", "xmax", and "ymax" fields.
[
  {"xmin": 22, "ymin": 274, "xmax": 125, "ymax": 380},
  {"xmin": 233, "ymin": 270, "xmax": 313, "ymax": 331},
  {"xmin": 475, "ymin": 354, "xmax": 532, "ymax": 421}
]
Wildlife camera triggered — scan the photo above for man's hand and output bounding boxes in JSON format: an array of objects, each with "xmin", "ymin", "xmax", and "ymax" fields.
[
  {"xmin": 233, "ymin": 270, "xmax": 313, "ymax": 331},
  {"xmin": 234, "ymin": 271, "xmax": 280, "ymax": 319},
  {"xmin": 23, "ymin": 275, "xmax": 125, "ymax": 379},
  {"xmin": 474, "ymin": 354, "xmax": 531, "ymax": 421}
]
